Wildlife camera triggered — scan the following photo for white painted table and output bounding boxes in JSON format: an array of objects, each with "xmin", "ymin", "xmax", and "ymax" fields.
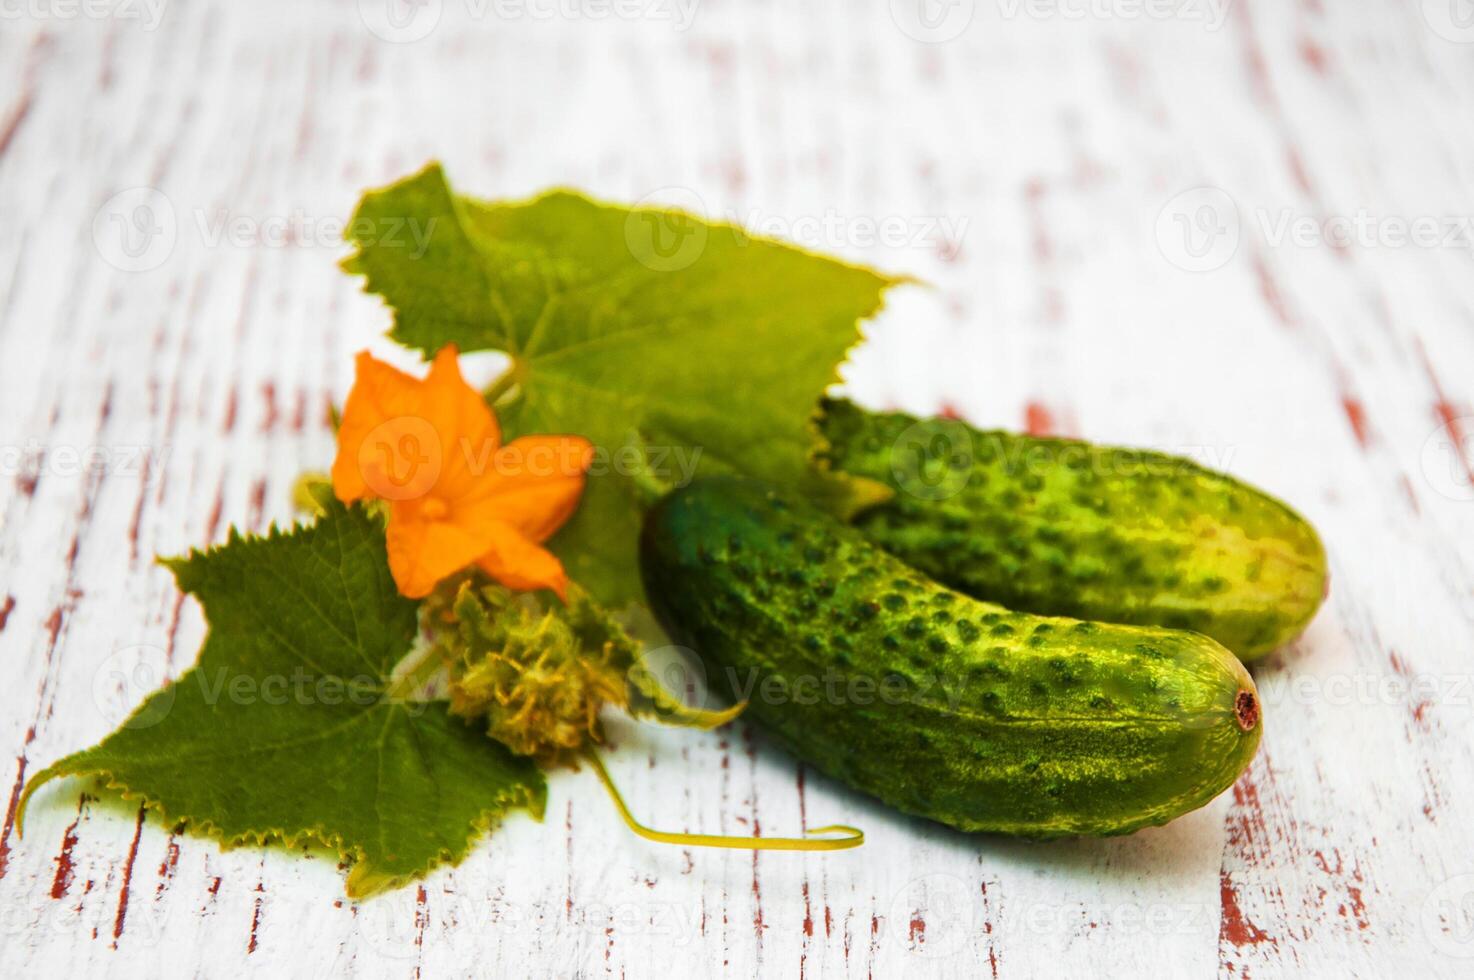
[{"xmin": 3, "ymin": 2, "xmax": 1473, "ymax": 976}]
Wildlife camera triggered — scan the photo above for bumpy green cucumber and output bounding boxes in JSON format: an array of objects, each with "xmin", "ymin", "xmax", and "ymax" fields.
[
  {"xmin": 640, "ymin": 476, "xmax": 1261, "ymax": 838},
  {"xmin": 817, "ymin": 398, "xmax": 1327, "ymax": 660}
]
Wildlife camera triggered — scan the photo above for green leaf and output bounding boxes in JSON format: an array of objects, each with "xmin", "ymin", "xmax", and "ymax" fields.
[
  {"xmin": 344, "ymin": 162, "xmax": 902, "ymax": 605},
  {"xmin": 19, "ymin": 501, "xmax": 544, "ymax": 898}
]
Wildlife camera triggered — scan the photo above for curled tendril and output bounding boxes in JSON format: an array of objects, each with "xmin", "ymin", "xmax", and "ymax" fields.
[
  {"xmin": 414, "ymin": 571, "xmax": 865, "ymax": 852},
  {"xmin": 587, "ymin": 749, "xmax": 864, "ymax": 852}
]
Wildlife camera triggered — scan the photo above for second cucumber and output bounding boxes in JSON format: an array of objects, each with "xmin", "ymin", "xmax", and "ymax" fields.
[{"xmin": 817, "ymin": 398, "xmax": 1327, "ymax": 661}]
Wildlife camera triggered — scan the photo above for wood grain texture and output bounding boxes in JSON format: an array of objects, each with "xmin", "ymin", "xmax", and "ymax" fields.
[{"xmin": 2, "ymin": 1, "xmax": 1473, "ymax": 976}]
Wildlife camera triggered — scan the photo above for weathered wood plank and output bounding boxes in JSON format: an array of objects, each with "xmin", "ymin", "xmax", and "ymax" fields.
[{"xmin": 1, "ymin": 2, "xmax": 1472, "ymax": 976}]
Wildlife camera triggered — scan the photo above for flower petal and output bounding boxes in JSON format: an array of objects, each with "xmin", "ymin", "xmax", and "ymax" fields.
[
  {"xmin": 385, "ymin": 501, "xmax": 491, "ymax": 598},
  {"xmin": 475, "ymin": 522, "xmax": 571, "ymax": 599},
  {"xmin": 332, "ymin": 351, "xmax": 442, "ymax": 504},
  {"xmin": 458, "ymin": 435, "xmax": 594, "ymax": 542},
  {"xmin": 420, "ymin": 345, "xmax": 502, "ymax": 500},
  {"xmin": 332, "ymin": 347, "xmax": 591, "ymax": 600}
]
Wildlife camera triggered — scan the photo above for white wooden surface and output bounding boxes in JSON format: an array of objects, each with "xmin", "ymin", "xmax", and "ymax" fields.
[{"xmin": 3, "ymin": 1, "xmax": 1474, "ymax": 976}]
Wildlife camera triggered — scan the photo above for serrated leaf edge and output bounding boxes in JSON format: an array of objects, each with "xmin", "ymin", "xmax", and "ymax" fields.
[
  {"xmin": 339, "ymin": 160, "xmax": 920, "ymax": 360},
  {"xmin": 20, "ymin": 500, "xmax": 540, "ymax": 898},
  {"xmin": 17, "ymin": 710, "xmax": 548, "ymax": 900}
]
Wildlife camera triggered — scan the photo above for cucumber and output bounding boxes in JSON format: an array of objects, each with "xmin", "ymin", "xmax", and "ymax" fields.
[
  {"xmin": 640, "ymin": 476, "xmax": 1262, "ymax": 838},
  {"xmin": 817, "ymin": 398, "xmax": 1327, "ymax": 661}
]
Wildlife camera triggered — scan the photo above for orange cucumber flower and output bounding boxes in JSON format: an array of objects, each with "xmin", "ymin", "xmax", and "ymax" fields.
[{"xmin": 331, "ymin": 346, "xmax": 593, "ymax": 600}]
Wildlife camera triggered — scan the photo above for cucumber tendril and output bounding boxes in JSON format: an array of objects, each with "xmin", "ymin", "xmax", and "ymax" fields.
[{"xmin": 409, "ymin": 573, "xmax": 866, "ymax": 853}]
